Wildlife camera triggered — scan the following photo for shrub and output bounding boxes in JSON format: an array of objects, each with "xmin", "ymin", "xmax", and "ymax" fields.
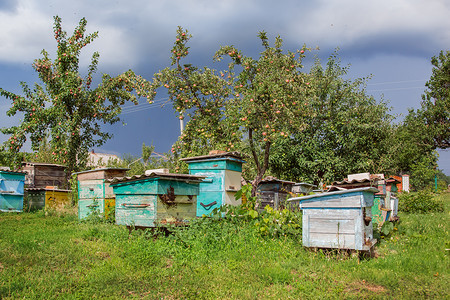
[{"xmin": 398, "ymin": 190, "xmax": 444, "ymax": 214}]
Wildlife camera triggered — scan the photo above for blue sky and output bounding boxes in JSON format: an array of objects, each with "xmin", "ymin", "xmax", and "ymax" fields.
[{"xmin": 0, "ymin": 0, "xmax": 449, "ymax": 174}]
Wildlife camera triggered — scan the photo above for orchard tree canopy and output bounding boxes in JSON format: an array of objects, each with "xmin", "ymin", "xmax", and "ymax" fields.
[
  {"xmin": 421, "ymin": 50, "xmax": 450, "ymax": 149},
  {"xmin": 214, "ymin": 32, "xmax": 312, "ymax": 192},
  {"xmin": 150, "ymin": 27, "xmax": 240, "ymax": 172},
  {"xmin": 0, "ymin": 16, "xmax": 155, "ymax": 175},
  {"xmin": 269, "ymin": 54, "xmax": 394, "ymax": 185},
  {"xmin": 155, "ymin": 28, "xmax": 313, "ymax": 192}
]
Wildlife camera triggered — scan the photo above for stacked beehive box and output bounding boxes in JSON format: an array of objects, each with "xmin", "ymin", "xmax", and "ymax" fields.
[
  {"xmin": 75, "ymin": 168, "xmax": 128, "ymax": 219},
  {"xmin": 181, "ymin": 152, "xmax": 245, "ymax": 217},
  {"xmin": 0, "ymin": 169, "xmax": 26, "ymax": 212}
]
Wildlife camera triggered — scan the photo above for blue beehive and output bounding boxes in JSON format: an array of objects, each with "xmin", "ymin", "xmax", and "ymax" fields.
[
  {"xmin": 288, "ymin": 187, "xmax": 378, "ymax": 251},
  {"xmin": 0, "ymin": 169, "xmax": 26, "ymax": 212},
  {"xmin": 181, "ymin": 152, "xmax": 245, "ymax": 217}
]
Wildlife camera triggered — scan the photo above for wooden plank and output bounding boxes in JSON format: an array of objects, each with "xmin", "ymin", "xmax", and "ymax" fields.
[
  {"xmin": 45, "ymin": 190, "xmax": 70, "ymax": 210},
  {"xmin": 308, "ymin": 217, "xmax": 355, "ymax": 234},
  {"xmin": 225, "ymin": 191, "xmax": 240, "ymax": 206},
  {"xmin": 78, "ymin": 199, "xmax": 105, "ymax": 219},
  {"xmin": 112, "ymin": 179, "xmax": 158, "ymax": 195},
  {"xmin": 157, "ymin": 179, "xmax": 200, "ymax": 196},
  {"xmin": 0, "ymin": 194, "xmax": 24, "ymax": 212},
  {"xmin": 27, "ymin": 192, "xmax": 45, "ymax": 210},
  {"xmin": 196, "ymin": 191, "xmax": 223, "ymax": 217},
  {"xmin": 224, "ymin": 170, "xmax": 242, "ymax": 192},
  {"xmin": 78, "ymin": 180, "xmax": 104, "ymax": 199},
  {"xmin": 190, "ymin": 170, "xmax": 224, "ymax": 192},
  {"xmin": 156, "ymin": 199, "xmax": 197, "ymax": 222},
  {"xmin": 115, "ymin": 195, "xmax": 156, "ymax": 227},
  {"xmin": 308, "ymin": 232, "xmax": 356, "ymax": 249},
  {"xmin": 104, "ymin": 183, "xmax": 115, "ymax": 198},
  {"xmin": 303, "ymin": 208, "xmax": 361, "ymax": 218},
  {"xmin": 300, "ymin": 195, "xmax": 362, "ymax": 208}
]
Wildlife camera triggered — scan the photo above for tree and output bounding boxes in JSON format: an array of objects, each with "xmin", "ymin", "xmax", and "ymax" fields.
[
  {"xmin": 157, "ymin": 29, "xmax": 312, "ymax": 193},
  {"xmin": 0, "ymin": 16, "xmax": 154, "ymax": 176},
  {"xmin": 150, "ymin": 27, "xmax": 241, "ymax": 173},
  {"xmin": 269, "ymin": 54, "xmax": 394, "ymax": 184},
  {"xmin": 214, "ymin": 32, "xmax": 312, "ymax": 193},
  {"xmin": 420, "ymin": 50, "xmax": 450, "ymax": 149}
]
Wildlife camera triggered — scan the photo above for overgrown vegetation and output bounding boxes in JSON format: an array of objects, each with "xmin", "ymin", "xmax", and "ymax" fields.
[
  {"xmin": 398, "ymin": 190, "xmax": 445, "ymax": 214},
  {"xmin": 1, "ymin": 193, "xmax": 448, "ymax": 299}
]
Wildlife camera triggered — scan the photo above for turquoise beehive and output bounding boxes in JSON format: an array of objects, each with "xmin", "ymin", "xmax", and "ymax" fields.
[
  {"xmin": 181, "ymin": 152, "xmax": 245, "ymax": 217},
  {"xmin": 110, "ymin": 172, "xmax": 204, "ymax": 227},
  {"xmin": 0, "ymin": 169, "xmax": 26, "ymax": 212}
]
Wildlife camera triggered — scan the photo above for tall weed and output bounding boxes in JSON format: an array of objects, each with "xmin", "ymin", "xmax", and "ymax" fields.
[{"xmin": 398, "ymin": 190, "xmax": 444, "ymax": 213}]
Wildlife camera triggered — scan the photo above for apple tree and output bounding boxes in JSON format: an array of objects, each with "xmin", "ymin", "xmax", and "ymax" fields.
[
  {"xmin": 0, "ymin": 16, "xmax": 155, "ymax": 176},
  {"xmin": 150, "ymin": 27, "xmax": 241, "ymax": 172},
  {"xmin": 268, "ymin": 54, "xmax": 395, "ymax": 185},
  {"xmin": 214, "ymin": 32, "xmax": 312, "ymax": 193}
]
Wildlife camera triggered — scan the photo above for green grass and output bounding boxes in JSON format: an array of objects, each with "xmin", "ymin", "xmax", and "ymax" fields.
[{"xmin": 0, "ymin": 193, "xmax": 449, "ymax": 299}]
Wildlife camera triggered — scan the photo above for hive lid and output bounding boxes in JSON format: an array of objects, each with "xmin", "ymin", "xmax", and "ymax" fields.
[
  {"xmin": 22, "ymin": 162, "xmax": 67, "ymax": 168},
  {"xmin": 259, "ymin": 176, "xmax": 295, "ymax": 185},
  {"xmin": 180, "ymin": 151, "xmax": 245, "ymax": 163},
  {"xmin": 72, "ymin": 167, "xmax": 130, "ymax": 176},
  {"xmin": 108, "ymin": 172, "xmax": 205, "ymax": 184},
  {"xmin": 288, "ymin": 187, "xmax": 380, "ymax": 203},
  {"xmin": 26, "ymin": 187, "xmax": 72, "ymax": 192}
]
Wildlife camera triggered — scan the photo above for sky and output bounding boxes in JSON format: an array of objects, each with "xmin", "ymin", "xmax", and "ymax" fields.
[{"xmin": 0, "ymin": 0, "xmax": 449, "ymax": 174}]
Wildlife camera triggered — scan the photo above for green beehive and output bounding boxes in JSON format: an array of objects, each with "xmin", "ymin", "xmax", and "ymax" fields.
[
  {"xmin": 75, "ymin": 168, "xmax": 128, "ymax": 220},
  {"xmin": 110, "ymin": 172, "xmax": 204, "ymax": 227},
  {"xmin": 181, "ymin": 152, "xmax": 245, "ymax": 217}
]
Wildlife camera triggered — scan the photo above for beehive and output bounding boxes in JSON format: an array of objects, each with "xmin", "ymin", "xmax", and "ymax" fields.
[
  {"xmin": 21, "ymin": 162, "xmax": 67, "ymax": 189},
  {"xmin": 181, "ymin": 152, "xmax": 245, "ymax": 217},
  {"xmin": 288, "ymin": 187, "xmax": 378, "ymax": 251},
  {"xmin": 0, "ymin": 170, "xmax": 26, "ymax": 212},
  {"xmin": 26, "ymin": 188, "xmax": 71, "ymax": 211},
  {"xmin": 75, "ymin": 168, "xmax": 128, "ymax": 219},
  {"xmin": 110, "ymin": 172, "xmax": 204, "ymax": 227},
  {"xmin": 257, "ymin": 177, "xmax": 295, "ymax": 210}
]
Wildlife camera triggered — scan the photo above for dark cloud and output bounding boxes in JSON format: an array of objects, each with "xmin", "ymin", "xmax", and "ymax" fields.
[{"xmin": 0, "ymin": 0, "xmax": 17, "ymax": 12}]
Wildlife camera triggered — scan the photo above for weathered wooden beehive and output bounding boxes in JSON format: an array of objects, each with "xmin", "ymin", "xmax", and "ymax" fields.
[
  {"xmin": 110, "ymin": 172, "xmax": 204, "ymax": 227},
  {"xmin": 292, "ymin": 182, "xmax": 316, "ymax": 195},
  {"xmin": 0, "ymin": 169, "xmax": 26, "ymax": 212},
  {"xmin": 180, "ymin": 152, "xmax": 245, "ymax": 217},
  {"xmin": 26, "ymin": 188, "xmax": 71, "ymax": 211},
  {"xmin": 257, "ymin": 177, "xmax": 295, "ymax": 210},
  {"xmin": 288, "ymin": 187, "xmax": 378, "ymax": 251},
  {"xmin": 21, "ymin": 162, "xmax": 67, "ymax": 189},
  {"xmin": 75, "ymin": 168, "xmax": 128, "ymax": 220}
]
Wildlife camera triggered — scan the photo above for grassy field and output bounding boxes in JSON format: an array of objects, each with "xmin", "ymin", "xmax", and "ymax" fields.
[{"xmin": 0, "ymin": 193, "xmax": 448, "ymax": 299}]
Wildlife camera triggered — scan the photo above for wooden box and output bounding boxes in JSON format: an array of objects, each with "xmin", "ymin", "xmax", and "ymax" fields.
[
  {"xmin": 181, "ymin": 152, "xmax": 245, "ymax": 217},
  {"xmin": 21, "ymin": 162, "xmax": 67, "ymax": 189},
  {"xmin": 26, "ymin": 188, "xmax": 71, "ymax": 211},
  {"xmin": 75, "ymin": 168, "xmax": 128, "ymax": 220},
  {"xmin": 289, "ymin": 187, "xmax": 378, "ymax": 251},
  {"xmin": 110, "ymin": 173, "xmax": 204, "ymax": 227},
  {"xmin": 257, "ymin": 177, "xmax": 295, "ymax": 210},
  {"xmin": 0, "ymin": 170, "xmax": 26, "ymax": 212}
]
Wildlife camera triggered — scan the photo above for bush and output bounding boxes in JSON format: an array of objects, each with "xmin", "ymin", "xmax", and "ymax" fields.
[{"xmin": 398, "ymin": 190, "xmax": 444, "ymax": 214}]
